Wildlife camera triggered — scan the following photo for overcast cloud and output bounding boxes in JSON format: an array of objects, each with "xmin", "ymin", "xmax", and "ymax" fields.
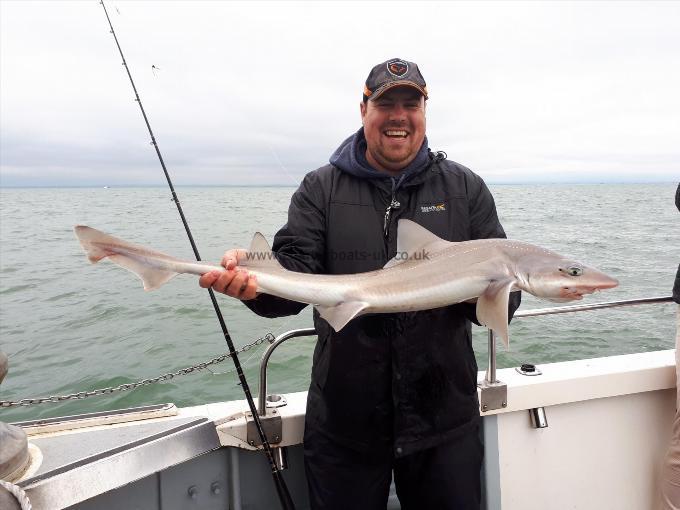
[{"xmin": 1, "ymin": 1, "xmax": 678, "ymax": 186}]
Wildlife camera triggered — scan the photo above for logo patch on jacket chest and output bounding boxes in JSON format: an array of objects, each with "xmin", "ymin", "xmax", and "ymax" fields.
[{"xmin": 420, "ymin": 203, "xmax": 446, "ymax": 213}]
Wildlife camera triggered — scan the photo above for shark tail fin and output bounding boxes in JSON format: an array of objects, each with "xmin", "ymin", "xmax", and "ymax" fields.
[
  {"xmin": 74, "ymin": 225, "xmax": 179, "ymax": 291},
  {"xmin": 74, "ymin": 225, "xmax": 117, "ymax": 264}
]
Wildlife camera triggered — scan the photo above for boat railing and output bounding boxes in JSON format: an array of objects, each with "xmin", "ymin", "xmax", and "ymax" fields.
[
  {"xmin": 258, "ymin": 328, "xmax": 316, "ymax": 415},
  {"xmin": 485, "ymin": 295, "xmax": 674, "ymax": 384},
  {"xmin": 258, "ymin": 296, "xmax": 676, "ymax": 416}
]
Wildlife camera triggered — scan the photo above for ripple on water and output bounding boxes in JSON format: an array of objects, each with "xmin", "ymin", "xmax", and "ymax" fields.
[
  {"xmin": 60, "ymin": 305, "xmax": 129, "ymax": 328},
  {"xmin": 0, "ymin": 284, "xmax": 34, "ymax": 295},
  {"xmin": 44, "ymin": 291, "xmax": 80, "ymax": 302}
]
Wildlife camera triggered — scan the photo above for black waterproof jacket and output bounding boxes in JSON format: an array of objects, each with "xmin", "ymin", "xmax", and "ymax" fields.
[{"xmin": 246, "ymin": 154, "xmax": 521, "ymax": 457}]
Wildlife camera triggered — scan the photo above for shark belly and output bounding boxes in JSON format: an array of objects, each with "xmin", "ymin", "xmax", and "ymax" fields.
[{"xmin": 358, "ymin": 274, "xmax": 492, "ymax": 314}]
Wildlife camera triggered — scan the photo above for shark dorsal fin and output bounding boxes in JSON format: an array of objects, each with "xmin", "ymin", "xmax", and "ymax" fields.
[
  {"xmin": 384, "ymin": 220, "xmax": 450, "ymax": 269},
  {"xmin": 249, "ymin": 232, "xmax": 271, "ymax": 253},
  {"xmin": 241, "ymin": 232, "xmax": 283, "ymax": 269}
]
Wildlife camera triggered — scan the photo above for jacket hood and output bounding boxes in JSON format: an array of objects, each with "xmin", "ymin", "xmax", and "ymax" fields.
[{"xmin": 329, "ymin": 127, "xmax": 432, "ymax": 188}]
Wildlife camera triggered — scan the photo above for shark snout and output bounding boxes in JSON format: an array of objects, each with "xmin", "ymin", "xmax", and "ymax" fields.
[
  {"xmin": 560, "ymin": 276, "xmax": 619, "ymax": 300},
  {"xmin": 596, "ymin": 277, "xmax": 619, "ymax": 290},
  {"xmin": 588, "ymin": 273, "xmax": 619, "ymax": 291}
]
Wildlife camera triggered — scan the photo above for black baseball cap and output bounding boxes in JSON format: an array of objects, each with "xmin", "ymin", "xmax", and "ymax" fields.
[{"xmin": 363, "ymin": 58, "xmax": 428, "ymax": 102}]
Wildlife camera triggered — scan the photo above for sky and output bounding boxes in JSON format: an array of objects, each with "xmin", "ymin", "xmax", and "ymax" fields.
[{"xmin": 0, "ymin": 0, "xmax": 678, "ymax": 187}]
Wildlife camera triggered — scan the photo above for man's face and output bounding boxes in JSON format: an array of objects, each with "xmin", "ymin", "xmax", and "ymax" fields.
[{"xmin": 360, "ymin": 86, "xmax": 426, "ymax": 174}]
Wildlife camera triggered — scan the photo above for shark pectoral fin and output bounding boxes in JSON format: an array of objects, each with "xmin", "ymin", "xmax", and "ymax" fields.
[
  {"xmin": 108, "ymin": 254, "xmax": 178, "ymax": 291},
  {"xmin": 241, "ymin": 232, "xmax": 284, "ymax": 270},
  {"xmin": 476, "ymin": 279, "xmax": 515, "ymax": 349},
  {"xmin": 315, "ymin": 301, "xmax": 369, "ymax": 332}
]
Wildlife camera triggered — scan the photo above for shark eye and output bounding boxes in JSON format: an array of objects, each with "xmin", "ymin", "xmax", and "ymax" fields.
[
  {"xmin": 559, "ymin": 266, "xmax": 583, "ymax": 276},
  {"xmin": 566, "ymin": 266, "xmax": 583, "ymax": 276}
]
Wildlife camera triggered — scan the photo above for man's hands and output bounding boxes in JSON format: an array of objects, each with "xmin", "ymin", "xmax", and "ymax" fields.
[{"xmin": 198, "ymin": 249, "xmax": 258, "ymax": 300}]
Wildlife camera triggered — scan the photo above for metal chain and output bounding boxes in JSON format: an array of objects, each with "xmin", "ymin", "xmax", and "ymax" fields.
[{"xmin": 0, "ymin": 333, "xmax": 275, "ymax": 408}]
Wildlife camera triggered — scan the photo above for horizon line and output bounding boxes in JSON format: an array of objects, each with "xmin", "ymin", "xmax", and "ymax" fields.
[{"xmin": 0, "ymin": 181, "xmax": 677, "ymax": 189}]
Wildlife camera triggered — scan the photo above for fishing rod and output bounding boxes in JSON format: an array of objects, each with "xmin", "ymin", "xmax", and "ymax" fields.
[{"xmin": 98, "ymin": 3, "xmax": 295, "ymax": 508}]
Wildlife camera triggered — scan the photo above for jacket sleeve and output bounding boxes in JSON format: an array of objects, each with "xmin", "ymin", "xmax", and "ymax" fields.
[
  {"xmin": 673, "ymin": 183, "xmax": 679, "ymax": 304},
  {"xmin": 452, "ymin": 171, "xmax": 522, "ymax": 325},
  {"xmin": 243, "ymin": 171, "xmax": 327, "ymax": 318}
]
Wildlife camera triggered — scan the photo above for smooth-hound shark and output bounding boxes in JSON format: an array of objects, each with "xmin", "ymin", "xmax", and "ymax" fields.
[{"xmin": 74, "ymin": 221, "xmax": 618, "ymax": 346}]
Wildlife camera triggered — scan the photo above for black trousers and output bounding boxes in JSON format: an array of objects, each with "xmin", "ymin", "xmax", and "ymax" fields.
[{"xmin": 303, "ymin": 426, "xmax": 483, "ymax": 510}]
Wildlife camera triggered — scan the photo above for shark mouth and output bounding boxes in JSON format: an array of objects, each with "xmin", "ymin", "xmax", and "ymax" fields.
[
  {"xmin": 560, "ymin": 288, "xmax": 586, "ymax": 300},
  {"xmin": 560, "ymin": 283, "xmax": 617, "ymax": 300}
]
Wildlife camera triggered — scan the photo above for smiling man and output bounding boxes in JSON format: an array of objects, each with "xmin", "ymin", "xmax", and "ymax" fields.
[
  {"xmin": 360, "ymin": 86, "xmax": 426, "ymax": 173},
  {"xmin": 201, "ymin": 58, "xmax": 520, "ymax": 510}
]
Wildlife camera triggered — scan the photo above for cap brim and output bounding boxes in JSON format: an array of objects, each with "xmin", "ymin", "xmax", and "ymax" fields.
[{"xmin": 369, "ymin": 81, "xmax": 428, "ymax": 101}]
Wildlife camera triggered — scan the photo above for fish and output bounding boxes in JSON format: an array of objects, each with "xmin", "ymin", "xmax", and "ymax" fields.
[{"xmin": 74, "ymin": 221, "xmax": 618, "ymax": 346}]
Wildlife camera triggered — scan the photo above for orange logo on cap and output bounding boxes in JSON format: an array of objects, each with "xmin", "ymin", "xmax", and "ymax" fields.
[{"xmin": 387, "ymin": 59, "xmax": 408, "ymax": 77}]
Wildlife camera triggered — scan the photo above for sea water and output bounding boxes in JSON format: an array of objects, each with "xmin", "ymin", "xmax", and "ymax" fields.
[{"xmin": 0, "ymin": 183, "xmax": 678, "ymax": 422}]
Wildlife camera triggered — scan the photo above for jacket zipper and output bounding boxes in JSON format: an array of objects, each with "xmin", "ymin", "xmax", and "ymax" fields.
[{"xmin": 383, "ymin": 191, "xmax": 401, "ymax": 238}]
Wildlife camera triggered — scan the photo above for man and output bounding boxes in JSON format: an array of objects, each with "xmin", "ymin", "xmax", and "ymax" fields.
[
  {"xmin": 660, "ymin": 182, "xmax": 680, "ymax": 509},
  {"xmin": 200, "ymin": 58, "xmax": 521, "ymax": 510}
]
